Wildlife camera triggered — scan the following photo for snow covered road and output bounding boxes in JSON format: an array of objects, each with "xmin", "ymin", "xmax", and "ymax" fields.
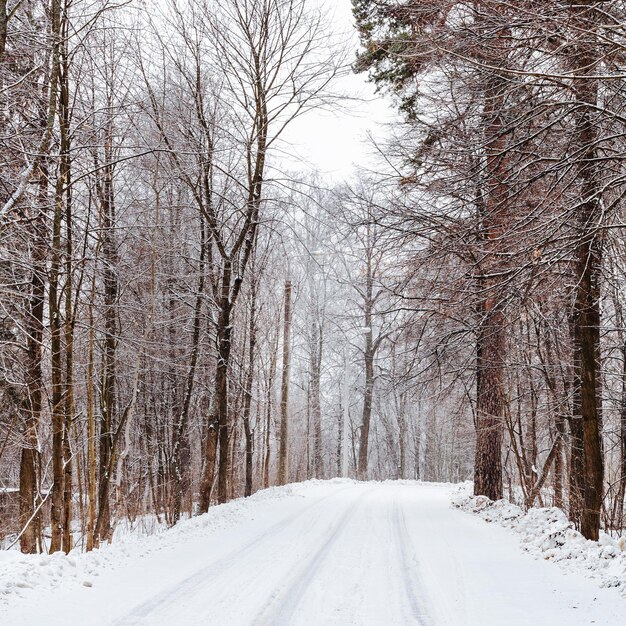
[{"xmin": 2, "ymin": 481, "xmax": 625, "ymax": 625}]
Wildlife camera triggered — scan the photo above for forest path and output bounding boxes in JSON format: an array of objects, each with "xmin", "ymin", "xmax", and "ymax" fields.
[{"xmin": 2, "ymin": 481, "xmax": 624, "ymax": 625}]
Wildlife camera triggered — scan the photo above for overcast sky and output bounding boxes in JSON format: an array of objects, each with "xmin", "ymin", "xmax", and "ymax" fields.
[{"xmin": 278, "ymin": 0, "xmax": 398, "ymax": 182}]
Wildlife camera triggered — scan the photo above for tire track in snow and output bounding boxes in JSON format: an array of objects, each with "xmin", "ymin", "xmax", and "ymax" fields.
[
  {"xmin": 252, "ymin": 487, "xmax": 372, "ymax": 626},
  {"xmin": 115, "ymin": 485, "xmax": 356, "ymax": 625},
  {"xmin": 390, "ymin": 496, "xmax": 435, "ymax": 626}
]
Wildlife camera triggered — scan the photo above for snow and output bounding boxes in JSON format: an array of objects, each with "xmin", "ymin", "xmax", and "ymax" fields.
[
  {"xmin": 1, "ymin": 480, "xmax": 625, "ymax": 625},
  {"xmin": 452, "ymin": 484, "xmax": 626, "ymax": 597}
]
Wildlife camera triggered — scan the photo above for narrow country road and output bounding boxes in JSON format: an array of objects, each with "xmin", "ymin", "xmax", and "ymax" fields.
[{"xmin": 2, "ymin": 482, "xmax": 624, "ymax": 625}]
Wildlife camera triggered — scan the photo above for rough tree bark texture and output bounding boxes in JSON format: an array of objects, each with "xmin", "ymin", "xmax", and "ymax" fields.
[
  {"xmin": 473, "ymin": 6, "xmax": 509, "ymax": 501},
  {"xmin": 474, "ymin": 311, "xmax": 505, "ymax": 501},
  {"xmin": 573, "ymin": 239, "xmax": 603, "ymax": 541},
  {"xmin": 570, "ymin": 0, "xmax": 604, "ymax": 542}
]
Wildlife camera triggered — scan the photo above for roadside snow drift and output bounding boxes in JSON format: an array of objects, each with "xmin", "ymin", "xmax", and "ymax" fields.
[{"xmin": 452, "ymin": 485, "xmax": 626, "ymax": 597}]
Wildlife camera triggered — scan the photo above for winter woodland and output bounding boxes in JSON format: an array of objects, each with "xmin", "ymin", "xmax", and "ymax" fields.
[{"xmin": 0, "ymin": 1, "xmax": 625, "ymax": 600}]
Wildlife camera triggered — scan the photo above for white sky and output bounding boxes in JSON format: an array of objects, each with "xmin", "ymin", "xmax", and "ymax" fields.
[{"xmin": 278, "ymin": 0, "xmax": 398, "ymax": 182}]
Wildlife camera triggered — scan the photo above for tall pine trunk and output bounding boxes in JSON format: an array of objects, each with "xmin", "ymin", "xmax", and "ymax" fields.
[
  {"xmin": 570, "ymin": 0, "xmax": 604, "ymax": 541},
  {"xmin": 473, "ymin": 9, "xmax": 509, "ymax": 501}
]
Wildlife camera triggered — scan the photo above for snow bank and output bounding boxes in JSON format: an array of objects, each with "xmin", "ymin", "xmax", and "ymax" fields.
[
  {"xmin": 0, "ymin": 480, "xmax": 344, "ymax": 605},
  {"xmin": 451, "ymin": 485, "xmax": 626, "ymax": 596}
]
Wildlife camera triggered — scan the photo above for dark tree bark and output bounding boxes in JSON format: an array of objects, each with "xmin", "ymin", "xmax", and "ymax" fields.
[
  {"xmin": 243, "ymin": 280, "xmax": 258, "ymax": 497},
  {"xmin": 216, "ymin": 265, "xmax": 234, "ymax": 503},
  {"xmin": 472, "ymin": 7, "xmax": 510, "ymax": 501},
  {"xmin": 569, "ymin": 0, "xmax": 604, "ymax": 541},
  {"xmin": 95, "ymin": 146, "xmax": 118, "ymax": 545},
  {"xmin": 474, "ymin": 309, "xmax": 505, "ymax": 501},
  {"xmin": 199, "ymin": 261, "xmax": 234, "ymax": 509}
]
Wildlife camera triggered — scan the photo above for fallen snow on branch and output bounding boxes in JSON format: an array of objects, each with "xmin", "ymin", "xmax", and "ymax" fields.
[{"xmin": 451, "ymin": 484, "xmax": 626, "ymax": 596}]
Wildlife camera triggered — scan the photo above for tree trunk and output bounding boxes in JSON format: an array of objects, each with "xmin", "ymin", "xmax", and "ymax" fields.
[
  {"xmin": 86, "ymin": 274, "xmax": 97, "ymax": 551},
  {"xmin": 49, "ymin": 134, "xmax": 66, "ymax": 555},
  {"xmin": 310, "ymin": 317, "xmax": 323, "ymax": 478},
  {"xmin": 96, "ymin": 155, "xmax": 118, "ymax": 545},
  {"xmin": 474, "ymin": 307, "xmax": 505, "ymax": 501},
  {"xmin": 553, "ymin": 412, "xmax": 566, "ymax": 510},
  {"xmin": 570, "ymin": 0, "xmax": 604, "ymax": 541},
  {"xmin": 609, "ymin": 339, "xmax": 626, "ymax": 528},
  {"xmin": 472, "ymin": 13, "xmax": 509, "ymax": 501},
  {"xmin": 45, "ymin": 0, "xmax": 65, "ymax": 555},
  {"xmin": 357, "ymin": 327, "xmax": 374, "ymax": 481},
  {"xmin": 243, "ymin": 283, "xmax": 257, "ymax": 497},
  {"xmin": 60, "ymin": 19, "xmax": 73, "ymax": 553},
  {"xmin": 198, "ymin": 261, "xmax": 234, "ymax": 510},
  {"xmin": 573, "ymin": 247, "xmax": 603, "ymax": 540},
  {"xmin": 615, "ymin": 342, "xmax": 626, "ymax": 528},
  {"xmin": 357, "ymin": 245, "xmax": 375, "ymax": 482},
  {"xmin": 398, "ymin": 409, "xmax": 407, "ymax": 480},
  {"xmin": 198, "ymin": 413, "xmax": 219, "ymax": 514},
  {"xmin": 171, "ymin": 216, "xmax": 206, "ymax": 522},
  {"xmin": 262, "ymin": 338, "xmax": 277, "ymax": 489},
  {"xmin": 277, "ymin": 280, "xmax": 292, "ymax": 486},
  {"xmin": 216, "ymin": 266, "xmax": 233, "ymax": 504},
  {"xmin": 19, "ymin": 176, "xmax": 47, "ymax": 554}
]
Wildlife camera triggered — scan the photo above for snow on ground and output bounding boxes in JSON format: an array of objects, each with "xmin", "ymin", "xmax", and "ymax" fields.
[
  {"xmin": 452, "ymin": 483, "xmax": 626, "ymax": 597},
  {"xmin": 0, "ymin": 481, "xmax": 311, "ymax": 601},
  {"xmin": 1, "ymin": 480, "xmax": 625, "ymax": 625}
]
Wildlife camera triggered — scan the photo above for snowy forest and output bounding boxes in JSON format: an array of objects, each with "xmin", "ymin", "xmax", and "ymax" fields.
[{"xmin": 0, "ymin": 0, "xmax": 625, "ymax": 593}]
